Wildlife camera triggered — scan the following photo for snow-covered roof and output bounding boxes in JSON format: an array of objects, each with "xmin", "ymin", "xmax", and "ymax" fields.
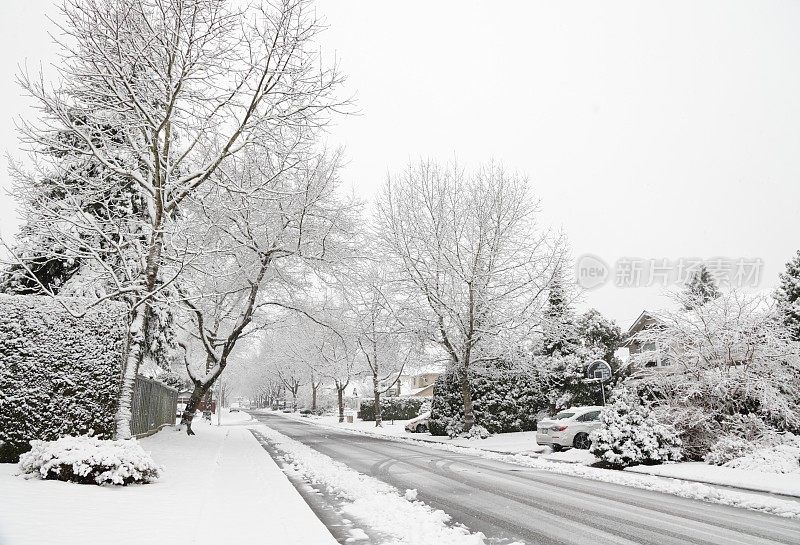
[{"xmin": 624, "ymin": 310, "xmax": 662, "ymax": 341}]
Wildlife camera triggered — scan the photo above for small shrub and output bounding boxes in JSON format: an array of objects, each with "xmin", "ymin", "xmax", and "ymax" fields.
[
  {"xmin": 418, "ymin": 399, "xmax": 432, "ymax": 416},
  {"xmin": 705, "ymin": 436, "xmax": 758, "ymax": 466},
  {"xmin": 589, "ymin": 391, "xmax": 682, "ymax": 469},
  {"xmin": 18, "ymin": 436, "xmax": 162, "ymax": 486}
]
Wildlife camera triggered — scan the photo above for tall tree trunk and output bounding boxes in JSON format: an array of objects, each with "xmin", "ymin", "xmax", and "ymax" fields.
[
  {"xmin": 114, "ymin": 305, "xmax": 148, "ymax": 439},
  {"xmin": 311, "ymin": 384, "xmax": 318, "ymax": 412},
  {"xmin": 373, "ymin": 373, "xmax": 382, "ymax": 427},
  {"xmin": 337, "ymin": 386, "xmax": 345, "ymax": 423},
  {"xmin": 460, "ymin": 368, "xmax": 475, "ymax": 432},
  {"xmin": 115, "ymin": 225, "xmax": 165, "ymax": 439},
  {"xmin": 180, "ymin": 381, "xmax": 212, "ymax": 436},
  {"xmin": 291, "ymin": 387, "xmax": 298, "ymax": 411}
]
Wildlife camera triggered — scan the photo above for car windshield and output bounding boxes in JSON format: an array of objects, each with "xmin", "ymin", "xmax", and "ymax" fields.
[{"xmin": 554, "ymin": 412, "xmax": 575, "ymax": 419}]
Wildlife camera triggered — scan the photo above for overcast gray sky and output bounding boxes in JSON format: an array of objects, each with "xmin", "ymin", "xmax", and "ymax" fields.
[{"xmin": 2, "ymin": 0, "xmax": 799, "ymax": 329}]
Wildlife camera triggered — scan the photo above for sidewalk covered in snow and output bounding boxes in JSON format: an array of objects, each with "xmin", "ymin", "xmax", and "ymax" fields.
[{"xmin": 0, "ymin": 412, "xmax": 336, "ymax": 545}]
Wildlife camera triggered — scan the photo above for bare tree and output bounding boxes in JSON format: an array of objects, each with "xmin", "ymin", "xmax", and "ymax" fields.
[
  {"xmin": 375, "ymin": 160, "xmax": 566, "ymax": 432},
  {"xmin": 301, "ymin": 316, "xmax": 360, "ymax": 422},
  {"xmin": 174, "ymin": 149, "xmax": 355, "ymax": 434},
  {"xmin": 3, "ymin": 0, "xmax": 346, "ymax": 439},
  {"xmin": 342, "ymin": 265, "xmax": 416, "ymax": 426}
]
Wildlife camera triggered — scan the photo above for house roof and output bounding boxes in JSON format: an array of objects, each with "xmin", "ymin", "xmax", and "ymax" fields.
[{"xmin": 623, "ymin": 310, "xmax": 662, "ymax": 345}]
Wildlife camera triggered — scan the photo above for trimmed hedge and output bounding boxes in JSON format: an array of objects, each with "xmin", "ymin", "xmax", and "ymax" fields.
[
  {"xmin": 0, "ymin": 294, "xmax": 127, "ymax": 462},
  {"xmin": 358, "ymin": 397, "xmax": 425, "ymax": 421},
  {"xmin": 428, "ymin": 366, "xmax": 548, "ymax": 436}
]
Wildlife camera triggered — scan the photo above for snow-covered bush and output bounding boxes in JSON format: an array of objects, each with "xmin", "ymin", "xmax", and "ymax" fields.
[
  {"xmin": 705, "ymin": 436, "xmax": 758, "ymax": 466},
  {"xmin": 428, "ymin": 364, "xmax": 547, "ymax": 436},
  {"xmin": 18, "ymin": 435, "xmax": 161, "ymax": 485},
  {"xmin": 0, "ymin": 294, "xmax": 127, "ymax": 462},
  {"xmin": 418, "ymin": 399, "xmax": 432, "ymax": 416},
  {"xmin": 358, "ymin": 397, "xmax": 425, "ymax": 421},
  {"xmin": 629, "ymin": 291, "xmax": 800, "ymax": 460},
  {"xmin": 724, "ymin": 437, "xmax": 800, "ymax": 474},
  {"xmin": 589, "ymin": 391, "xmax": 683, "ymax": 469}
]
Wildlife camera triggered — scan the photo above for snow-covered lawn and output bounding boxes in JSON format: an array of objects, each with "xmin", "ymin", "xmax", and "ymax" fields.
[
  {"xmin": 253, "ymin": 423, "xmax": 489, "ymax": 545},
  {"xmin": 625, "ymin": 462, "xmax": 800, "ymax": 497},
  {"xmin": 0, "ymin": 410, "xmax": 336, "ymax": 545}
]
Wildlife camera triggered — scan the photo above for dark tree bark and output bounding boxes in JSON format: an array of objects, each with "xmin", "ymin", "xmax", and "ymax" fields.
[
  {"xmin": 336, "ymin": 384, "xmax": 345, "ymax": 422},
  {"xmin": 180, "ymin": 381, "xmax": 213, "ymax": 436}
]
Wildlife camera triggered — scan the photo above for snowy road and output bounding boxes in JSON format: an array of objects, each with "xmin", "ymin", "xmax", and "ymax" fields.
[{"xmin": 251, "ymin": 412, "xmax": 800, "ymax": 545}]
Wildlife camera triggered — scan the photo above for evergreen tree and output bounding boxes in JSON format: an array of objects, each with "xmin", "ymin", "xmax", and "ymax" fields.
[
  {"xmin": 776, "ymin": 250, "xmax": 800, "ymax": 341},
  {"xmin": 577, "ymin": 308, "xmax": 623, "ymax": 364},
  {"xmin": 683, "ymin": 265, "xmax": 720, "ymax": 310},
  {"xmin": 540, "ymin": 272, "xmax": 579, "ymax": 356},
  {"xmin": 0, "ymin": 120, "xmax": 178, "ymax": 373}
]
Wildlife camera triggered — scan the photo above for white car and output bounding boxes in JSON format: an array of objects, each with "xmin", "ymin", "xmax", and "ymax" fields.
[
  {"xmin": 536, "ymin": 406, "xmax": 604, "ymax": 451},
  {"xmin": 405, "ymin": 412, "xmax": 431, "ymax": 433}
]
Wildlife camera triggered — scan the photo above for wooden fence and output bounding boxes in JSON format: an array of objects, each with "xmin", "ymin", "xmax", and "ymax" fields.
[{"xmin": 131, "ymin": 375, "xmax": 178, "ymax": 438}]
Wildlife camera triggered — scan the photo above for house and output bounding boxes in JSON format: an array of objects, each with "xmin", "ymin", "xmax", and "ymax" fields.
[
  {"xmin": 623, "ymin": 310, "xmax": 676, "ymax": 374},
  {"xmin": 384, "ymin": 370, "xmax": 443, "ymax": 398}
]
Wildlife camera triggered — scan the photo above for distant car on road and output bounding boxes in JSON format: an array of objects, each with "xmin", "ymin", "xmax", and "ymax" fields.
[
  {"xmin": 229, "ymin": 406, "xmax": 240, "ymax": 412},
  {"xmin": 536, "ymin": 406, "xmax": 603, "ymax": 451},
  {"xmin": 405, "ymin": 412, "xmax": 431, "ymax": 433}
]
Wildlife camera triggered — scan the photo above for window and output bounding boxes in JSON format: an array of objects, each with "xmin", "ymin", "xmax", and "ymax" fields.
[
  {"xmin": 577, "ymin": 411, "xmax": 600, "ymax": 422},
  {"xmin": 555, "ymin": 411, "xmax": 575, "ymax": 420}
]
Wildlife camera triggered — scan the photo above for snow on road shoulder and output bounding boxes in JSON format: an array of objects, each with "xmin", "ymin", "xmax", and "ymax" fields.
[{"xmin": 253, "ymin": 424, "xmax": 487, "ymax": 545}]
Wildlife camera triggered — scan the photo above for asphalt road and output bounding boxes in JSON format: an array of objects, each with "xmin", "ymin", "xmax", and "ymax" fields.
[{"xmin": 251, "ymin": 412, "xmax": 800, "ymax": 545}]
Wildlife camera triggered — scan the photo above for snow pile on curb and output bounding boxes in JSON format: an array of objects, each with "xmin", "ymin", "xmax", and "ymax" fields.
[
  {"xmin": 18, "ymin": 436, "xmax": 161, "ymax": 485},
  {"xmin": 254, "ymin": 425, "xmax": 486, "ymax": 545},
  {"xmin": 724, "ymin": 439, "xmax": 800, "ymax": 474}
]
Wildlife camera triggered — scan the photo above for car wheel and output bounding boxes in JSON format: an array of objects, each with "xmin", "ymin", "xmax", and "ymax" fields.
[
  {"xmin": 551, "ymin": 444, "xmax": 562, "ymax": 452},
  {"xmin": 415, "ymin": 423, "xmax": 428, "ymax": 433},
  {"xmin": 573, "ymin": 432, "xmax": 591, "ymax": 450}
]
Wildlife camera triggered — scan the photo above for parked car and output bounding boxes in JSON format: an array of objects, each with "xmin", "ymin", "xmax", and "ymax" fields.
[
  {"xmin": 405, "ymin": 412, "xmax": 431, "ymax": 433},
  {"xmin": 536, "ymin": 406, "xmax": 604, "ymax": 451}
]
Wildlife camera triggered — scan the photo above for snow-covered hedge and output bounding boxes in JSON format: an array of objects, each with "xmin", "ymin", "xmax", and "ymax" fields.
[
  {"xmin": 0, "ymin": 294, "xmax": 127, "ymax": 462},
  {"xmin": 428, "ymin": 365, "xmax": 547, "ymax": 437},
  {"xmin": 358, "ymin": 397, "xmax": 425, "ymax": 421},
  {"xmin": 18, "ymin": 436, "xmax": 161, "ymax": 485},
  {"xmin": 589, "ymin": 391, "xmax": 683, "ymax": 469}
]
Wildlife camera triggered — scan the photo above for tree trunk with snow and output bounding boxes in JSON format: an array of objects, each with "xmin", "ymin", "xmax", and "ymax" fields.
[
  {"xmin": 372, "ymin": 373, "xmax": 383, "ymax": 427},
  {"xmin": 337, "ymin": 384, "xmax": 345, "ymax": 423},
  {"xmin": 180, "ymin": 381, "xmax": 213, "ymax": 436}
]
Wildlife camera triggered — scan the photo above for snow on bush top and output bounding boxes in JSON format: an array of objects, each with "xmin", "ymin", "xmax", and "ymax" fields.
[
  {"xmin": 0, "ymin": 294, "xmax": 128, "ymax": 462},
  {"xmin": 724, "ymin": 437, "xmax": 800, "ymax": 475},
  {"xmin": 19, "ymin": 435, "xmax": 161, "ymax": 485}
]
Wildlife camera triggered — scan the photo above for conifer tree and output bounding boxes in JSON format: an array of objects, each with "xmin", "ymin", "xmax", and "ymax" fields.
[
  {"xmin": 776, "ymin": 250, "xmax": 800, "ymax": 341},
  {"xmin": 683, "ymin": 265, "xmax": 721, "ymax": 310}
]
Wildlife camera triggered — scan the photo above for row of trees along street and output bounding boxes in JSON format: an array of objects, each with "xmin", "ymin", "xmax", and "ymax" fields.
[
  {"xmin": 7, "ymin": 0, "xmax": 798, "ymax": 450},
  {"xmin": 0, "ymin": 0, "xmax": 586, "ymax": 437}
]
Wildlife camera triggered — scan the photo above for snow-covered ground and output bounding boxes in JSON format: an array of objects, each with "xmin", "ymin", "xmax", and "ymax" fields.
[
  {"xmin": 262, "ymin": 410, "xmax": 800, "ymax": 516},
  {"xmin": 253, "ymin": 423, "xmax": 490, "ymax": 545},
  {"xmin": 0, "ymin": 410, "xmax": 336, "ymax": 545},
  {"xmin": 625, "ymin": 462, "xmax": 800, "ymax": 497}
]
